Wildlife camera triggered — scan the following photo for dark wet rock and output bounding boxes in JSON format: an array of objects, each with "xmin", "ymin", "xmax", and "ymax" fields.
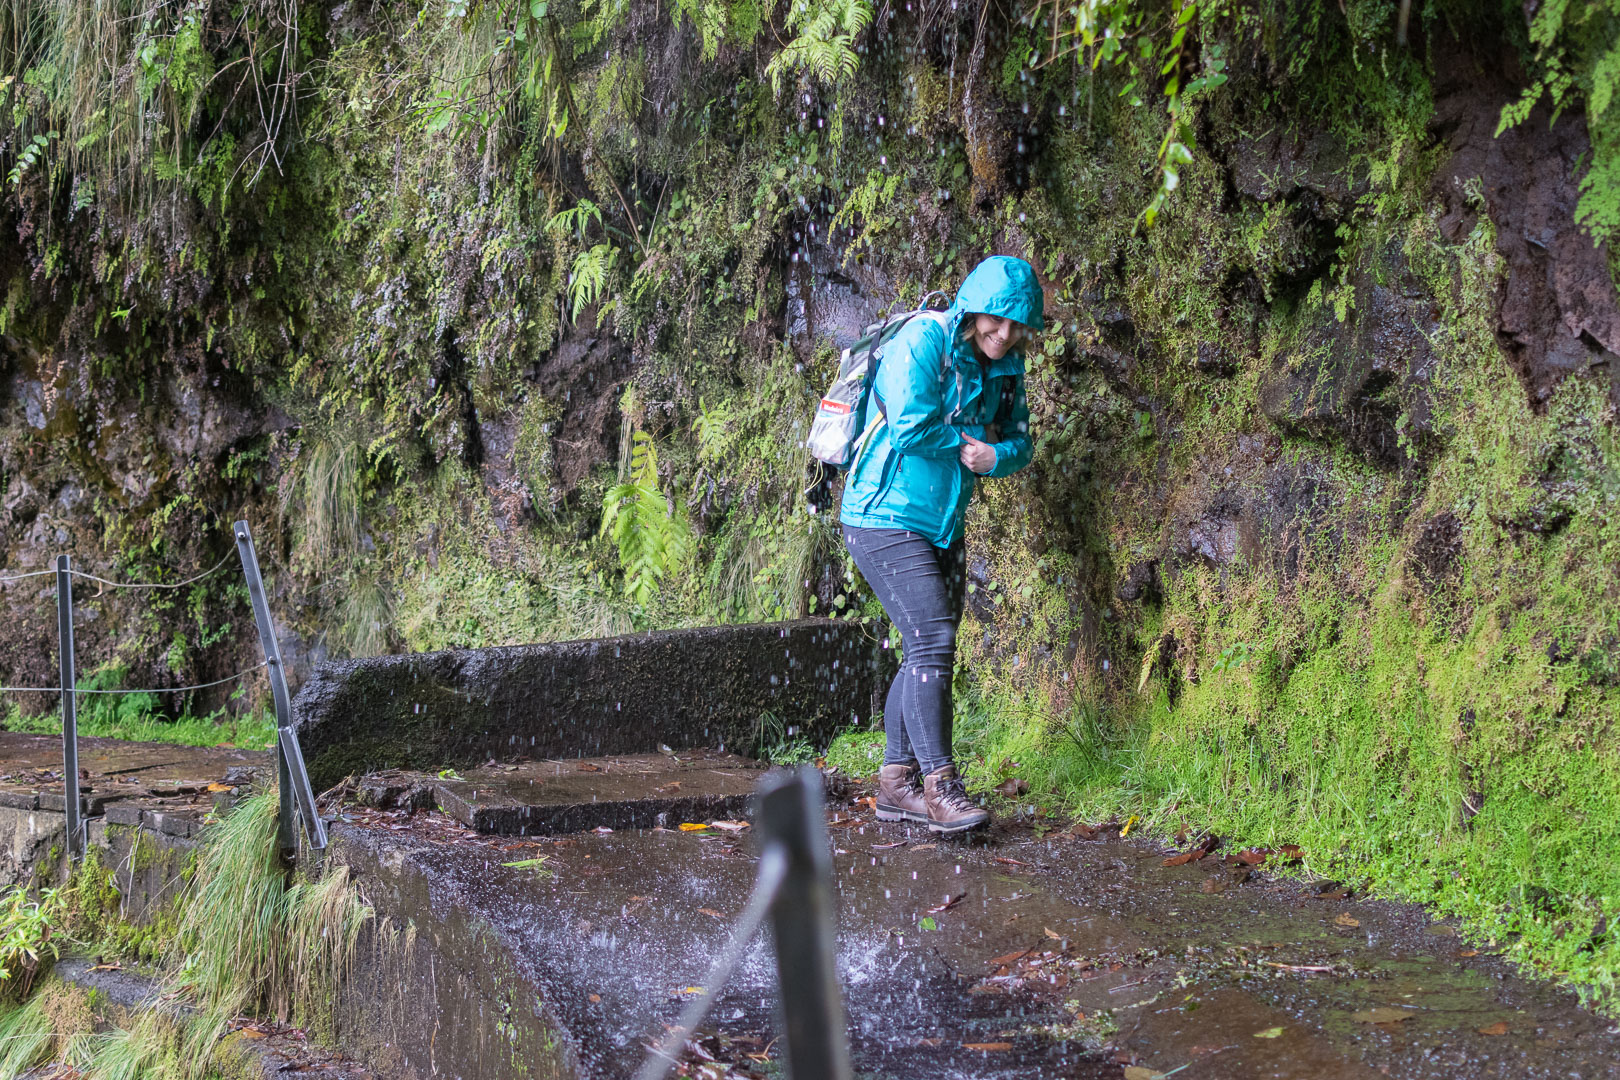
[
  {"xmin": 1260, "ymin": 243, "xmax": 1441, "ymax": 468},
  {"xmin": 1227, "ymin": 127, "xmax": 1370, "ymax": 208},
  {"xmin": 527, "ymin": 313, "xmax": 634, "ymax": 497},
  {"xmin": 786, "ymin": 238, "xmax": 894, "ymax": 353},
  {"xmin": 1173, "ymin": 486, "xmax": 1261, "ymax": 570},
  {"xmin": 1193, "ymin": 341, "xmax": 1236, "ymax": 377},
  {"xmin": 293, "ymin": 619, "xmax": 893, "ymax": 791},
  {"xmin": 1429, "ymin": 36, "xmax": 1620, "ymax": 414},
  {"xmin": 1408, "ymin": 511, "xmax": 1464, "ymax": 592},
  {"xmin": 1116, "ymin": 560, "xmax": 1160, "ymax": 605}
]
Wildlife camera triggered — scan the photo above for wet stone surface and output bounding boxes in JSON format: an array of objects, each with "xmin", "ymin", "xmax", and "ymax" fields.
[
  {"xmin": 329, "ymin": 769, "xmax": 1620, "ymax": 1080},
  {"xmin": 374, "ymin": 750, "xmax": 766, "ymax": 834}
]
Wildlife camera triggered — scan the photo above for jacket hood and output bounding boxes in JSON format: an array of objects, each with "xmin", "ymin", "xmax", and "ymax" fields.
[{"xmin": 952, "ymin": 256, "xmax": 1045, "ymax": 332}]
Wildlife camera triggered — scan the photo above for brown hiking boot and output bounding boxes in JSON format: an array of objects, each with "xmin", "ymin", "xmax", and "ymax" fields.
[
  {"xmin": 875, "ymin": 763, "xmax": 929, "ymax": 823},
  {"xmin": 923, "ymin": 765, "xmax": 990, "ymax": 834}
]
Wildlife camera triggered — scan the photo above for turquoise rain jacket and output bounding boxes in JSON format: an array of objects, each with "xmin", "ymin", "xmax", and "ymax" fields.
[{"xmin": 840, "ymin": 256, "xmax": 1044, "ymax": 547}]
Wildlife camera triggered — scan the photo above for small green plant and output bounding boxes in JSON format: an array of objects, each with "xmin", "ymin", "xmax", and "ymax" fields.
[
  {"xmin": 824, "ymin": 727, "xmax": 885, "ymax": 777},
  {"xmin": 1209, "ymin": 641, "xmax": 1254, "ymax": 673},
  {"xmin": 0, "ymin": 886, "xmax": 63, "ymax": 1000},
  {"xmin": 600, "ymin": 430, "xmax": 692, "ymax": 607}
]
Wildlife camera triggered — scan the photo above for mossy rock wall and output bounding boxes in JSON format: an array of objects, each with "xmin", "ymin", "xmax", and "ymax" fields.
[{"xmin": 0, "ymin": 0, "xmax": 1617, "ymax": 999}]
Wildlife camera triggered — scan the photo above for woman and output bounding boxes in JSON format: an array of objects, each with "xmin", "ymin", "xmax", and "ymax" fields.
[{"xmin": 840, "ymin": 256, "xmax": 1042, "ymax": 834}]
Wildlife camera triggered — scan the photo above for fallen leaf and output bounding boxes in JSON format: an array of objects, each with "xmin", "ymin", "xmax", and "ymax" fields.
[
  {"xmin": 861, "ymin": 796, "xmax": 877, "ymax": 811},
  {"xmin": 1457, "ymin": 949, "xmax": 1480, "ymax": 958},
  {"xmin": 927, "ymin": 892, "xmax": 966, "ymax": 914},
  {"xmin": 1278, "ymin": 844, "xmax": 1305, "ymax": 861},
  {"xmin": 237, "ymin": 1029, "xmax": 267, "ymax": 1040},
  {"xmin": 993, "ymin": 856, "xmax": 1030, "ymax": 867},
  {"xmin": 577, "ymin": 762, "xmax": 603, "ymax": 772},
  {"xmin": 993, "ymin": 778, "xmax": 1030, "ymax": 798},
  {"xmin": 697, "ymin": 908, "xmax": 725, "ymax": 918},
  {"xmin": 1478, "ymin": 1020, "xmax": 1509, "ymax": 1036},
  {"xmin": 1232, "ymin": 847, "xmax": 1272, "ymax": 865},
  {"xmin": 872, "ymin": 840, "xmax": 909, "ymax": 850},
  {"xmin": 1253, "ymin": 1026, "xmax": 1285, "ymax": 1038},
  {"xmin": 1162, "ymin": 849, "xmax": 1203, "ymax": 867},
  {"xmin": 678, "ymin": 823, "xmax": 710, "ymax": 832},
  {"xmin": 206, "ymin": 782, "xmax": 233, "ymax": 793},
  {"xmin": 709, "ymin": 820, "xmax": 750, "ymax": 832},
  {"xmin": 1313, "ymin": 889, "xmax": 1350, "ymax": 901},
  {"xmin": 1121, "ymin": 815, "xmax": 1140, "ymax": 837},
  {"xmin": 1200, "ymin": 879, "xmax": 1226, "ymax": 895},
  {"xmin": 1335, "ymin": 913, "xmax": 1361, "ymax": 928},
  {"xmin": 1044, "ymin": 927, "xmax": 1064, "ymax": 940},
  {"xmin": 588, "ymin": 993, "xmax": 601, "ymax": 1003},
  {"xmin": 677, "ymin": 986, "xmax": 705, "ymax": 996},
  {"xmin": 962, "ymin": 1042, "xmax": 1013, "ymax": 1051},
  {"xmin": 654, "ymin": 782, "xmax": 682, "ymax": 793},
  {"xmin": 592, "ymin": 826, "xmax": 613, "ymax": 835},
  {"xmin": 986, "ymin": 948, "xmax": 1034, "ymax": 967},
  {"xmin": 1071, "ymin": 823, "xmax": 1098, "ymax": 840},
  {"xmin": 1352, "ymin": 1007, "xmax": 1412, "ymax": 1024},
  {"xmin": 911, "ymin": 843, "xmax": 937, "ymax": 851},
  {"xmin": 1123, "ymin": 1067, "xmax": 1164, "ymax": 1080}
]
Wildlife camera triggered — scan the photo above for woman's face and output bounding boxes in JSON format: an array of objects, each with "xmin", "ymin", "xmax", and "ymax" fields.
[{"xmin": 970, "ymin": 314, "xmax": 1026, "ymax": 360}]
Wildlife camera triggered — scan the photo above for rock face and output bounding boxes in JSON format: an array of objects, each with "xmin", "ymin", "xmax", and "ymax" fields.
[
  {"xmin": 1259, "ymin": 243, "xmax": 1441, "ymax": 468},
  {"xmin": 1430, "ymin": 41, "xmax": 1620, "ymax": 411},
  {"xmin": 292, "ymin": 618, "xmax": 893, "ymax": 790}
]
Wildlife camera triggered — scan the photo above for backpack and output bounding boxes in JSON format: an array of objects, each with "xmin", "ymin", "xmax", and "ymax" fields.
[{"xmin": 804, "ymin": 292, "xmax": 953, "ymax": 514}]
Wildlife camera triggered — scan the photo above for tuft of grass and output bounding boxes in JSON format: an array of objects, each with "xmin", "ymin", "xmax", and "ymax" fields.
[
  {"xmin": 4, "ymin": 665, "xmax": 275, "ymax": 749},
  {"xmin": 824, "ymin": 727, "xmax": 885, "ymax": 778}
]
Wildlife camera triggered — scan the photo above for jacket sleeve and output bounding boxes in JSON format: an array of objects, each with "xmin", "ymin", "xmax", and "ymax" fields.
[
  {"xmin": 987, "ymin": 370, "xmax": 1032, "ymax": 478},
  {"xmin": 873, "ymin": 318, "xmax": 964, "ymax": 460}
]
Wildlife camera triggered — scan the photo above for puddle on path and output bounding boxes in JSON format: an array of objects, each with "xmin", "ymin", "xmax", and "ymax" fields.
[{"xmin": 338, "ymin": 775, "xmax": 1620, "ymax": 1080}]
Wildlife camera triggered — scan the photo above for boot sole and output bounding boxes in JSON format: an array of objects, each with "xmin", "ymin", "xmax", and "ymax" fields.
[
  {"xmin": 875, "ymin": 804, "xmax": 930, "ymax": 824},
  {"xmin": 928, "ymin": 815, "xmax": 990, "ymax": 834}
]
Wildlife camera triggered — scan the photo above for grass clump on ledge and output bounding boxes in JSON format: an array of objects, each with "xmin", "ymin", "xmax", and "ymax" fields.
[{"xmin": 0, "ymin": 790, "xmax": 371, "ymax": 1078}]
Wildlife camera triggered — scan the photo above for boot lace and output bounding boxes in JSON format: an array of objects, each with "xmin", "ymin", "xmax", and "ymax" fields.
[{"xmin": 933, "ymin": 775, "xmax": 977, "ymax": 813}]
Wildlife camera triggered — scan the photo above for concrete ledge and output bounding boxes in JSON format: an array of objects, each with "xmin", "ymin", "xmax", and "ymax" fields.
[{"xmin": 293, "ymin": 619, "xmax": 891, "ymax": 791}]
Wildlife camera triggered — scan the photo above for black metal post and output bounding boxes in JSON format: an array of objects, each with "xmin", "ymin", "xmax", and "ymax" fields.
[
  {"xmin": 56, "ymin": 554, "xmax": 83, "ymax": 862},
  {"xmin": 755, "ymin": 768, "xmax": 853, "ymax": 1080},
  {"xmin": 234, "ymin": 521, "xmax": 327, "ymax": 853}
]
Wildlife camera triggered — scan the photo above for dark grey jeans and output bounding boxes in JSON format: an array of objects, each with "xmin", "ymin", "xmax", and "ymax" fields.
[{"xmin": 842, "ymin": 525, "xmax": 966, "ymax": 775}]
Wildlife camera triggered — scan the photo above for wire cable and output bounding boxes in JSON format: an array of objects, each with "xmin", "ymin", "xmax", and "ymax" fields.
[
  {"xmin": 67, "ymin": 550, "xmax": 236, "ymax": 590},
  {"xmin": 0, "ymin": 661, "xmax": 266, "ymax": 696},
  {"xmin": 632, "ymin": 843, "xmax": 789, "ymax": 1080},
  {"xmin": 0, "ymin": 569, "xmax": 57, "ymax": 584}
]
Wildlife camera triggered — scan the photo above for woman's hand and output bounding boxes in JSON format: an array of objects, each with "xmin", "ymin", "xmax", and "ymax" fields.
[{"xmin": 959, "ymin": 434, "xmax": 996, "ymax": 474}]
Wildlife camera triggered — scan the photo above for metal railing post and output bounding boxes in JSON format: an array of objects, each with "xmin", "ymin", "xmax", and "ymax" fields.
[
  {"xmin": 55, "ymin": 554, "xmax": 83, "ymax": 863},
  {"xmin": 233, "ymin": 521, "xmax": 327, "ymax": 854},
  {"xmin": 755, "ymin": 768, "xmax": 853, "ymax": 1080}
]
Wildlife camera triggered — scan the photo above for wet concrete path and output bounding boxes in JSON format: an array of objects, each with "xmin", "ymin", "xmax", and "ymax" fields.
[{"xmin": 332, "ymin": 773, "xmax": 1620, "ymax": 1080}]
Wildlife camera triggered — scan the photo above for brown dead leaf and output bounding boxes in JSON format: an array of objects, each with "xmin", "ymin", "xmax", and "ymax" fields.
[
  {"xmin": 1334, "ymin": 913, "xmax": 1361, "ymax": 928},
  {"xmin": 697, "ymin": 908, "xmax": 725, "ymax": 918},
  {"xmin": 927, "ymin": 893, "xmax": 966, "ymax": 914},
  {"xmin": 1044, "ymin": 927, "xmax": 1064, "ymax": 940},
  {"xmin": 987, "ymin": 947, "xmax": 1034, "ymax": 967},
  {"xmin": 1457, "ymin": 949, "xmax": 1480, "ymax": 958},
  {"xmin": 1200, "ymin": 878, "xmax": 1226, "ymax": 895},
  {"xmin": 962, "ymin": 1042, "xmax": 1013, "ymax": 1052},
  {"xmin": 873, "ymin": 840, "xmax": 909, "ymax": 850},
  {"xmin": 911, "ymin": 843, "xmax": 937, "ymax": 851},
  {"xmin": 1313, "ymin": 889, "xmax": 1350, "ymax": 901},
  {"xmin": 1071, "ymin": 822, "xmax": 1098, "ymax": 840},
  {"xmin": 1277, "ymin": 844, "xmax": 1305, "ymax": 861},
  {"xmin": 588, "ymin": 993, "xmax": 601, "ymax": 1003},
  {"xmin": 993, "ymin": 778, "xmax": 1030, "ymax": 798},
  {"xmin": 577, "ymin": 762, "xmax": 603, "ymax": 772},
  {"xmin": 1232, "ymin": 847, "xmax": 1272, "ymax": 865},
  {"xmin": 654, "ymin": 782, "xmax": 682, "ymax": 793},
  {"xmin": 1162, "ymin": 849, "xmax": 1203, "ymax": 867},
  {"xmin": 237, "ymin": 1028, "xmax": 267, "ymax": 1040},
  {"xmin": 1478, "ymin": 1020, "xmax": 1509, "ymax": 1036}
]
